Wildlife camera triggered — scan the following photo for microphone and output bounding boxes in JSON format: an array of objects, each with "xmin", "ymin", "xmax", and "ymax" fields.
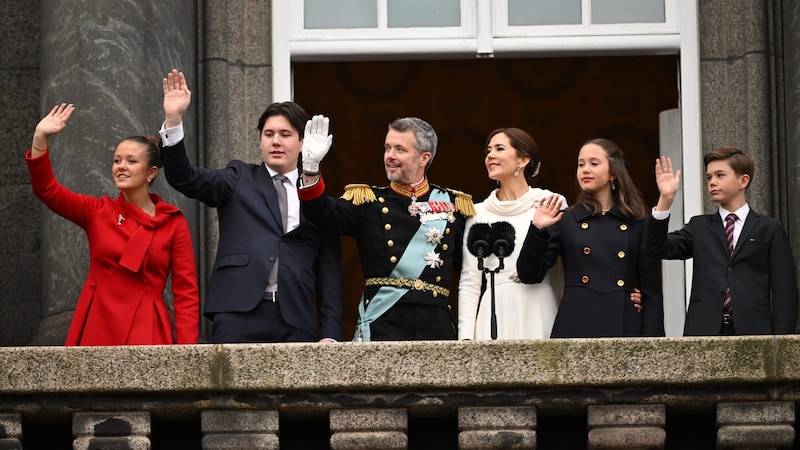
[
  {"xmin": 467, "ymin": 223, "xmax": 493, "ymax": 259},
  {"xmin": 467, "ymin": 223, "xmax": 493, "ymax": 272},
  {"xmin": 490, "ymin": 221, "xmax": 516, "ymax": 259}
]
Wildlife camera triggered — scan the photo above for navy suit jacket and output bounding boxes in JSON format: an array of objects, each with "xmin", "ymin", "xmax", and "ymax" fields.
[
  {"xmin": 644, "ymin": 210, "xmax": 798, "ymax": 335},
  {"xmin": 160, "ymin": 140, "xmax": 343, "ymax": 340}
]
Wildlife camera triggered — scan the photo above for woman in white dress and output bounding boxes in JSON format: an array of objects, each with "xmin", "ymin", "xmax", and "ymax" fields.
[{"xmin": 458, "ymin": 128, "xmax": 566, "ymax": 340}]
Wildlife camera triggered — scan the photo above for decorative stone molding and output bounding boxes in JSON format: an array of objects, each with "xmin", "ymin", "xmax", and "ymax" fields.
[
  {"xmin": 587, "ymin": 404, "xmax": 666, "ymax": 449},
  {"xmin": 72, "ymin": 412, "xmax": 151, "ymax": 450},
  {"xmin": 716, "ymin": 401, "xmax": 795, "ymax": 449},
  {"xmin": 458, "ymin": 406, "xmax": 537, "ymax": 449},
  {"xmin": 329, "ymin": 408, "xmax": 408, "ymax": 449},
  {"xmin": 0, "ymin": 413, "xmax": 22, "ymax": 450},
  {"xmin": 201, "ymin": 410, "xmax": 279, "ymax": 450}
]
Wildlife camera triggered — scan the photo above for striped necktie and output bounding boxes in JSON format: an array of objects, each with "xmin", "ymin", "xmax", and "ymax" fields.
[{"xmin": 722, "ymin": 213, "xmax": 737, "ymax": 314}]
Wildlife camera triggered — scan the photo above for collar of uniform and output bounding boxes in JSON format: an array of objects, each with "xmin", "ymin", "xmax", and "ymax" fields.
[
  {"xmin": 390, "ymin": 177, "xmax": 429, "ymax": 198},
  {"xmin": 572, "ymin": 204, "xmax": 625, "ymax": 221}
]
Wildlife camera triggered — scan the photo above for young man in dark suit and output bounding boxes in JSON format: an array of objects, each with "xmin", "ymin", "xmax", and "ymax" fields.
[
  {"xmin": 158, "ymin": 69, "xmax": 343, "ymax": 343},
  {"xmin": 644, "ymin": 147, "xmax": 798, "ymax": 335}
]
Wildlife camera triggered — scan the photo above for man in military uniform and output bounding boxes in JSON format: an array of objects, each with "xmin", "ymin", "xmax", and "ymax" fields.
[{"xmin": 298, "ymin": 115, "xmax": 475, "ymax": 341}]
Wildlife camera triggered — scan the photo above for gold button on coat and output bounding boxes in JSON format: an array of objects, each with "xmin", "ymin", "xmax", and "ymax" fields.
[
  {"xmin": 617, "ymin": 251, "xmax": 625, "ymax": 258},
  {"xmin": 619, "ymin": 224, "xmax": 628, "ymax": 231},
  {"xmin": 581, "ymin": 275, "xmax": 589, "ymax": 283},
  {"xmin": 581, "ymin": 223, "xmax": 589, "ymax": 229},
  {"xmin": 384, "ymin": 224, "xmax": 392, "ymax": 231},
  {"xmin": 442, "ymin": 244, "xmax": 448, "ymax": 251},
  {"xmin": 387, "ymin": 240, "xmax": 394, "ymax": 247},
  {"xmin": 378, "ymin": 197, "xmax": 385, "ymax": 202},
  {"xmin": 445, "ymin": 228, "xmax": 451, "ymax": 234},
  {"xmin": 617, "ymin": 280, "xmax": 625, "ymax": 287},
  {"xmin": 390, "ymin": 256, "xmax": 397, "ymax": 263},
  {"xmin": 382, "ymin": 207, "xmax": 389, "ymax": 214},
  {"xmin": 435, "ymin": 276, "xmax": 441, "ymax": 282},
  {"xmin": 583, "ymin": 247, "xmax": 591, "ymax": 255}
]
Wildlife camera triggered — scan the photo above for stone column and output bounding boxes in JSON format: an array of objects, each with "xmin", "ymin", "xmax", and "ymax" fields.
[
  {"xmin": 35, "ymin": 0, "xmax": 197, "ymax": 344},
  {"xmin": 201, "ymin": 410, "xmax": 279, "ymax": 450},
  {"xmin": 782, "ymin": 0, "xmax": 800, "ymax": 332},
  {"xmin": 698, "ymin": 0, "xmax": 773, "ymax": 213},
  {"xmin": 458, "ymin": 406, "xmax": 537, "ymax": 449},
  {"xmin": 587, "ymin": 404, "xmax": 666, "ymax": 450},
  {"xmin": 0, "ymin": 413, "xmax": 22, "ymax": 449},
  {"xmin": 73, "ymin": 412, "xmax": 151, "ymax": 450},
  {"xmin": 329, "ymin": 408, "xmax": 408, "ymax": 450},
  {"xmin": 716, "ymin": 401, "xmax": 795, "ymax": 449},
  {"xmin": 199, "ymin": 0, "xmax": 273, "ymax": 341}
]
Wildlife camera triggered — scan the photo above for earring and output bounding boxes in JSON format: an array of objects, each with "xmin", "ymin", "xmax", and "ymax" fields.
[
  {"xmin": 611, "ymin": 179, "xmax": 616, "ymax": 190},
  {"xmin": 532, "ymin": 162, "xmax": 541, "ymax": 178},
  {"xmin": 514, "ymin": 165, "xmax": 521, "ymax": 177}
]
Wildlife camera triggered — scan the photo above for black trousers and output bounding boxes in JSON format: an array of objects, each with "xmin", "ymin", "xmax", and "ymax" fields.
[{"xmin": 210, "ymin": 293, "xmax": 316, "ymax": 343}]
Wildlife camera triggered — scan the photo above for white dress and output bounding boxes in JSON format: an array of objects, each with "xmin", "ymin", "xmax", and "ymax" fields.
[{"xmin": 458, "ymin": 187, "xmax": 565, "ymax": 340}]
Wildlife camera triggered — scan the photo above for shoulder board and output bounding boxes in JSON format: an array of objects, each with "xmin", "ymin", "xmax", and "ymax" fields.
[
  {"xmin": 431, "ymin": 184, "xmax": 476, "ymax": 217},
  {"xmin": 341, "ymin": 184, "xmax": 377, "ymax": 205}
]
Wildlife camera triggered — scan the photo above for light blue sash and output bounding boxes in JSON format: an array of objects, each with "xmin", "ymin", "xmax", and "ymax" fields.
[{"xmin": 355, "ymin": 189, "xmax": 451, "ymax": 341}]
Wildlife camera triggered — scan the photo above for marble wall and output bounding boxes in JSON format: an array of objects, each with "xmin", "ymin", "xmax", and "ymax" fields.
[
  {"xmin": 8, "ymin": 0, "xmax": 198, "ymax": 345},
  {"xmin": 0, "ymin": 1, "xmax": 43, "ymax": 346}
]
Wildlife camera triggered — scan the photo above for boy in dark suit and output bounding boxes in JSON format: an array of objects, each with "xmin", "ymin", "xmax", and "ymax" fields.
[
  {"xmin": 159, "ymin": 69, "xmax": 343, "ymax": 343},
  {"xmin": 644, "ymin": 147, "xmax": 798, "ymax": 335}
]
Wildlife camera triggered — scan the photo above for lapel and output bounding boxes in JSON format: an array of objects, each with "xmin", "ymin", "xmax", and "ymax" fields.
[
  {"xmin": 732, "ymin": 209, "xmax": 760, "ymax": 260},
  {"xmin": 254, "ymin": 163, "xmax": 285, "ymax": 231},
  {"xmin": 710, "ymin": 212, "xmax": 728, "ymax": 253}
]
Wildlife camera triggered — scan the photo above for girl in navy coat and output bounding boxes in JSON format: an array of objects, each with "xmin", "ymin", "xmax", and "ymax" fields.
[{"xmin": 517, "ymin": 138, "xmax": 664, "ymax": 337}]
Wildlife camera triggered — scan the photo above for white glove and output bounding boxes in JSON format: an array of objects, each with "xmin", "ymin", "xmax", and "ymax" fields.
[{"xmin": 302, "ymin": 115, "xmax": 333, "ymax": 174}]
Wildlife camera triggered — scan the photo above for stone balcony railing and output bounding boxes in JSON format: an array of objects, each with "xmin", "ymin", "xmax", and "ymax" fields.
[{"xmin": 0, "ymin": 336, "xmax": 798, "ymax": 449}]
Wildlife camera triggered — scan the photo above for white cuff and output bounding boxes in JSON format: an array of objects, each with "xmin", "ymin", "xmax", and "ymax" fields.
[
  {"xmin": 651, "ymin": 208, "xmax": 670, "ymax": 220},
  {"xmin": 159, "ymin": 122, "xmax": 184, "ymax": 147}
]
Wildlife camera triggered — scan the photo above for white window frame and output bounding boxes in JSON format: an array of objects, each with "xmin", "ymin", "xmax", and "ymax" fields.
[
  {"xmin": 292, "ymin": 0, "xmax": 478, "ymax": 40},
  {"xmin": 272, "ymin": 0, "xmax": 702, "ymax": 336}
]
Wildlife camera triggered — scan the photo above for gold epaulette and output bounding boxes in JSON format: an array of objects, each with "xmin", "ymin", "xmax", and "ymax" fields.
[
  {"xmin": 451, "ymin": 189, "xmax": 476, "ymax": 217},
  {"xmin": 341, "ymin": 184, "xmax": 377, "ymax": 205}
]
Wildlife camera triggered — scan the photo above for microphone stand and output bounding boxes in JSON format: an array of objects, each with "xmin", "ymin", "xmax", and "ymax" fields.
[{"xmin": 483, "ymin": 257, "xmax": 504, "ymax": 340}]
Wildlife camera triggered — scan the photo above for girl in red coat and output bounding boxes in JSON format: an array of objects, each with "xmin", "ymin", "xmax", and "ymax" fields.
[{"xmin": 26, "ymin": 103, "xmax": 200, "ymax": 345}]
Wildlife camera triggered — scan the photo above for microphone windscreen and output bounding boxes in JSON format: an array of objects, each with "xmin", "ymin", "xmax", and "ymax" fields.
[
  {"xmin": 466, "ymin": 223, "xmax": 493, "ymax": 257},
  {"xmin": 490, "ymin": 221, "xmax": 516, "ymax": 256}
]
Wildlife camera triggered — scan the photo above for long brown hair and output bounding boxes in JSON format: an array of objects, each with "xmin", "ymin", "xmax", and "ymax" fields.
[{"xmin": 574, "ymin": 138, "xmax": 648, "ymax": 221}]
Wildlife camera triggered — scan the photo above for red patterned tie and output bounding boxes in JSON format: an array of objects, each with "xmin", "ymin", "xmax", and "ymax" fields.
[{"xmin": 722, "ymin": 213, "xmax": 737, "ymax": 313}]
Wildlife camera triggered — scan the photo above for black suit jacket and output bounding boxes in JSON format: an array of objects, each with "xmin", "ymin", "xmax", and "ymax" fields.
[
  {"xmin": 160, "ymin": 140, "xmax": 343, "ymax": 340},
  {"xmin": 644, "ymin": 210, "xmax": 798, "ymax": 335}
]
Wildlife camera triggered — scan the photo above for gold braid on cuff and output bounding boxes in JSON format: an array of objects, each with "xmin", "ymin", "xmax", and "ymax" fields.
[{"xmin": 364, "ymin": 277, "xmax": 449, "ymax": 298}]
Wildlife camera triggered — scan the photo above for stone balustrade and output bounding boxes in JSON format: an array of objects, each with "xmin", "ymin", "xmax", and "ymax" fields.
[{"xmin": 0, "ymin": 336, "xmax": 798, "ymax": 448}]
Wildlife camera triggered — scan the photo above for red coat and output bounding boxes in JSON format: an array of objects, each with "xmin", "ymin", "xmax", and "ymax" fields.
[{"xmin": 26, "ymin": 150, "xmax": 199, "ymax": 345}]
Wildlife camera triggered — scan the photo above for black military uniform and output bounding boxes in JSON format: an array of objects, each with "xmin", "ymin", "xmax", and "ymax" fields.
[{"xmin": 300, "ymin": 176, "xmax": 474, "ymax": 341}]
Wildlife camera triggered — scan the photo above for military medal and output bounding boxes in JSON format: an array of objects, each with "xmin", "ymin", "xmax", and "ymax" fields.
[
  {"xmin": 408, "ymin": 200, "xmax": 421, "ymax": 216},
  {"xmin": 424, "ymin": 250, "xmax": 443, "ymax": 269},
  {"xmin": 425, "ymin": 227, "xmax": 442, "ymax": 245},
  {"xmin": 117, "ymin": 214, "xmax": 125, "ymax": 226}
]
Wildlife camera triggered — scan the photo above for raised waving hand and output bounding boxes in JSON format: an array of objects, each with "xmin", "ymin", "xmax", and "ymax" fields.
[
  {"xmin": 163, "ymin": 69, "xmax": 191, "ymax": 128},
  {"xmin": 654, "ymin": 156, "xmax": 681, "ymax": 211},
  {"xmin": 532, "ymin": 194, "xmax": 564, "ymax": 229},
  {"xmin": 31, "ymin": 103, "xmax": 75, "ymax": 156}
]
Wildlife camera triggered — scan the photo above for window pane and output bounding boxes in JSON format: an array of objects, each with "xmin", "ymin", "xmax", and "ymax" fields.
[
  {"xmin": 507, "ymin": 0, "xmax": 581, "ymax": 26},
  {"xmin": 387, "ymin": 0, "xmax": 461, "ymax": 28},
  {"xmin": 592, "ymin": 0, "xmax": 665, "ymax": 24},
  {"xmin": 304, "ymin": 0, "xmax": 377, "ymax": 29}
]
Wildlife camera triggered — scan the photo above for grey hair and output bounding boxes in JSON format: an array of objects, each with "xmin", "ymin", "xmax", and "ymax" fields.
[{"xmin": 388, "ymin": 117, "xmax": 438, "ymax": 172}]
